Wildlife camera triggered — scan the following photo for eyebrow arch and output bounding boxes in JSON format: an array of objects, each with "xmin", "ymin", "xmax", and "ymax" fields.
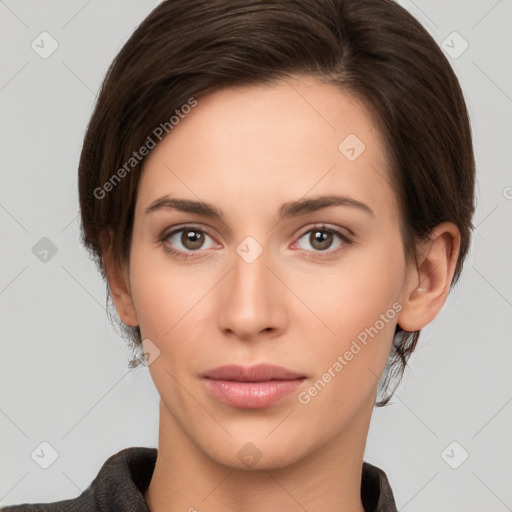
[
  {"xmin": 279, "ymin": 195, "xmax": 374, "ymax": 219},
  {"xmin": 144, "ymin": 194, "xmax": 374, "ymax": 219},
  {"xmin": 145, "ymin": 196, "xmax": 224, "ymax": 218}
]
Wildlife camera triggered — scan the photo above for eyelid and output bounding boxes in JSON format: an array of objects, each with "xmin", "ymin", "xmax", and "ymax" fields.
[
  {"xmin": 158, "ymin": 224, "xmax": 220, "ymax": 257},
  {"xmin": 293, "ymin": 223, "xmax": 353, "ymax": 240},
  {"xmin": 290, "ymin": 223, "xmax": 354, "ymax": 253},
  {"xmin": 160, "ymin": 223, "xmax": 217, "ymax": 241}
]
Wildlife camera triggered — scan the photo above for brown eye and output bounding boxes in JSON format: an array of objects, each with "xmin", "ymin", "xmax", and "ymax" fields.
[
  {"xmin": 181, "ymin": 229, "xmax": 205, "ymax": 250},
  {"xmin": 309, "ymin": 230, "xmax": 334, "ymax": 251},
  {"xmin": 162, "ymin": 226, "xmax": 217, "ymax": 258},
  {"xmin": 293, "ymin": 225, "xmax": 352, "ymax": 257}
]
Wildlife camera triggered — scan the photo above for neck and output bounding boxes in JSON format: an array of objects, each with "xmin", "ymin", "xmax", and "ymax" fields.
[{"xmin": 144, "ymin": 400, "xmax": 373, "ymax": 512}]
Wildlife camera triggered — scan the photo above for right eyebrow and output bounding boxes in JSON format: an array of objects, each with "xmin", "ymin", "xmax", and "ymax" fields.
[{"xmin": 144, "ymin": 196, "xmax": 224, "ymax": 220}]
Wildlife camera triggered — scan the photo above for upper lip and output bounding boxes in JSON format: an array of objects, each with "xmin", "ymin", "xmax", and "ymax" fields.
[{"xmin": 202, "ymin": 364, "xmax": 305, "ymax": 382}]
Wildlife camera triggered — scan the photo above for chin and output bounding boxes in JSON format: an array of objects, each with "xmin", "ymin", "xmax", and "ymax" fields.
[{"xmin": 202, "ymin": 432, "xmax": 315, "ymax": 472}]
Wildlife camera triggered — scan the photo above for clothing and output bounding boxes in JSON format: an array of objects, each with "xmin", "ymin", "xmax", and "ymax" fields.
[{"xmin": 1, "ymin": 447, "xmax": 398, "ymax": 511}]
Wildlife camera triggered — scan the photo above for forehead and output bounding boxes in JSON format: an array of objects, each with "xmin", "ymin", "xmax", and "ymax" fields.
[{"xmin": 137, "ymin": 75, "xmax": 396, "ymax": 223}]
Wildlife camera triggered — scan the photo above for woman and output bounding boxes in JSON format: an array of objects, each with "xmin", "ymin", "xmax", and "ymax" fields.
[{"xmin": 3, "ymin": 0, "xmax": 475, "ymax": 510}]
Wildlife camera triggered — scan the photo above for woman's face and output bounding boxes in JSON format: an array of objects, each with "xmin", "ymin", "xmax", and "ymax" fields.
[{"xmin": 125, "ymin": 75, "xmax": 414, "ymax": 469}]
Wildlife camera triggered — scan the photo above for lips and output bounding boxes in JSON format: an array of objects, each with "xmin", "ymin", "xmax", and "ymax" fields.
[
  {"xmin": 202, "ymin": 363, "xmax": 305, "ymax": 382},
  {"xmin": 202, "ymin": 364, "xmax": 306, "ymax": 409}
]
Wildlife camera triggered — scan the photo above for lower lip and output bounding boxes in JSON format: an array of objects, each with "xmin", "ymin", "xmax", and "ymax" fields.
[{"xmin": 203, "ymin": 378, "xmax": 304, "ymax": 408}]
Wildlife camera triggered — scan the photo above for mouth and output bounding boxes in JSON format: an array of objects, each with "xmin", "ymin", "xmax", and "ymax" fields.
[{"xmin": 201, "ymin": 363, "xmax": 307, "ymax": 409}]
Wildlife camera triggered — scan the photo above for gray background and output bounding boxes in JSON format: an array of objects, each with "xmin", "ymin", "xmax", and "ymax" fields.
[{"xmin": 1, "ymin": 1, "xmax": 511, "ymax": 510}]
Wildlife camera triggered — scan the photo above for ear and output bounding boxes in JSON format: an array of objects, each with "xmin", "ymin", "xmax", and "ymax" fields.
[
  {"xmin": 102, "ymin": 246, "xmax": 139, "ymax": 328},
  {"xmin": 397, "ymin": 222, "xmax": 461, "ymax": 332}
]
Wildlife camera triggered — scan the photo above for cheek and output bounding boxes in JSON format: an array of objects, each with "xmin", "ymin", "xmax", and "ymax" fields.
[
  {"xmin": 128, "ymin": 242, "xmax": 214, "ymax": 341},
  {"xmin": 292, "ymin": 238, "xmax": 405, "ymax": 401},
  {"xmin": 292, "ymin": 239, "xmax": 405, "ymax": 342},
  {"xmin": 127, "ymin": 245, "xmax": 214, "ymax": 410}
]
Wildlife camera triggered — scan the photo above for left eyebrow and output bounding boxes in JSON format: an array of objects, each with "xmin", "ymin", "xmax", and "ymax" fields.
[
  {"xmin": 279, "ymin": 195, "xmax": 374, "ymax": 219},
  {"xmin": 144, "ymin": 194, "xmax": 374, "ymax": 219}
]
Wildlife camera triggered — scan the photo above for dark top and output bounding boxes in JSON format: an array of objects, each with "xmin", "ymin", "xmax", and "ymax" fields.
[{"xmin": 1, "ymin": 447, "xmax": 398, "ymax": 512}]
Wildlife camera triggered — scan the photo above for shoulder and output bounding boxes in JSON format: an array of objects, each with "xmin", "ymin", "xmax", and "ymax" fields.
[
  {"xmin": 1, "ymin": 447, "xmax": 157, "ymax": 512},
  {"xmin": 361, "ymin": 461, "xmax": 398, "ymax": 512}
]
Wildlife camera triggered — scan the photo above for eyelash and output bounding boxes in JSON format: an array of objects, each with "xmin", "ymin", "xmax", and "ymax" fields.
[{"xmin": 158, "ymin": 224, "xmax": 354, "ymax": 261}]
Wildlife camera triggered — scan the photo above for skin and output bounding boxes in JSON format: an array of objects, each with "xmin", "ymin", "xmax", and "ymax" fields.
[{"xmin": 103, "ymin": 75, "xmax": 460, "ymax": 512}]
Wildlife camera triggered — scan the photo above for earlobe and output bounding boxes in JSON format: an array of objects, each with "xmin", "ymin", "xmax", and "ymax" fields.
[
  {"xmin": 102, "ymin": 249, "xmax": 139, "ymax": 328},
  {"xmin": 397, "ymin": 222, "xmax": 461, "ymax": 332}
]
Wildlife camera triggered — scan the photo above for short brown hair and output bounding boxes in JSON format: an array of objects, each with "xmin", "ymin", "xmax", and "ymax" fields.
[{"xmin": 78, "ymin": 0, "xmax": 475, "ymax": 406}]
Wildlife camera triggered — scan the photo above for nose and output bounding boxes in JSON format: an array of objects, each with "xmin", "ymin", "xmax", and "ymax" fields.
[{"xmin": 217, "ymin": 244, "xmax": 287, "ymax": 341}]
